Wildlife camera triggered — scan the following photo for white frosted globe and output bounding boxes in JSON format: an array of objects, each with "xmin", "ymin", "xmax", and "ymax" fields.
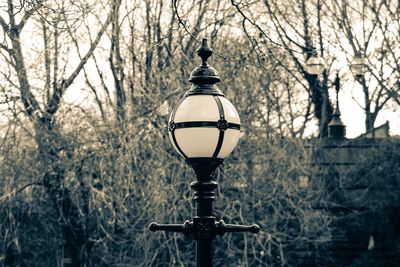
[
  {"xmin": 168, "ymin": 95, "xmax": 241, "ymax": 159},
  {"xmin": 305, "ymin": 56, "xmax": 325, "ymax": 75},
  {"xmin": 350, "ymin": 56, "xmax": 367, "ymax": 76}
]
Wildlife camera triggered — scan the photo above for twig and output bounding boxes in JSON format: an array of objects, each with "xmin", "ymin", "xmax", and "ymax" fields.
[{"xmin": 0, "ymin": 182, "xmax": 44, "ymax": 204}]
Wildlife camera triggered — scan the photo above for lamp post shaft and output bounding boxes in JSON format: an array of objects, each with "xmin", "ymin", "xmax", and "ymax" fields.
[
  {"xmin": 197, "ymin": 239, "xmax": 213, "ymax": 267},
  {"xmin": 196, "ymin": 196, "xmax": 214, "ymax": 267},
  {"xmin": 191, "ymin": 171, "xmax": 219, "ymax": 267}
]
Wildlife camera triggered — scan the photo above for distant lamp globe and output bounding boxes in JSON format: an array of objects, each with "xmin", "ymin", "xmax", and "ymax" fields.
[
  {"xmin": 305, "ymin": 56, "xmax": 325, "ymax": 75},
  {"xmin": 350, "ymin": 54, "xmax": 367, "ymax": 77},
  {"xmin": 168, "ymin": 39, "xmax": 241, "ymax": 164}
]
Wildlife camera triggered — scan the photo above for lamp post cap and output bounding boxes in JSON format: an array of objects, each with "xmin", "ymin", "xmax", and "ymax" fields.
[
  {"xmin": 189, "ymin": 38, "xmax": 221, "ymax": 85},
  {"xmin": 188, "ymin": 38, "xmax": 223, "ymax": 95}
]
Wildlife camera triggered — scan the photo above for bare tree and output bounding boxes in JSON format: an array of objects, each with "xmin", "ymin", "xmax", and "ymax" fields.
[
  {"xmin": 231, "ymin": 0, "xmax": 334, "ymax": 137},
  {"xmin": 2, "ymin": 0, "xmax": 397, "ymax": 266},
  {"xmin": 326, "ymin": 0, "xmax": 399, "ymax": 131},
  {"xmin": 0, "ymin": 1, "xmax": 113, "ymax": 265}
]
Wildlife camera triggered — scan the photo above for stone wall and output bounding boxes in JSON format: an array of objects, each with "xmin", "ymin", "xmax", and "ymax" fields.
[{"xmin": 309, "ymin": 138, "xmax": 400, "ymax": 266}]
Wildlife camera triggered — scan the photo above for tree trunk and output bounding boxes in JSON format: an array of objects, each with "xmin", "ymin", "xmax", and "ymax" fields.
[{"xmin": 36, "ymin": 118, "xmax": 86, "ymax": 267}]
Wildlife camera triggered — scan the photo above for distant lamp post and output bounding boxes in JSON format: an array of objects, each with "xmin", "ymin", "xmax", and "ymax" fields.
[
  {"xmin": 149, "ymin": 38, "xmax": 260, "ymax": 267},
  {"xmin": 305, "ymin": 52, "xmax": 347, "ymax": 139},
  {"xmin": 328, "ymin": 73, "xmax": 346, "ymax": 139},
  {"xmin": 305, "ymin": 55, "xmax": 325, "ymax": 75},
  {"xmin": 304, "ymin": 49, "xmax": 371, "ymax": 139},
  {"xmin": 350, "ymin": 53, "xmax": 367, "ymax": 78}
]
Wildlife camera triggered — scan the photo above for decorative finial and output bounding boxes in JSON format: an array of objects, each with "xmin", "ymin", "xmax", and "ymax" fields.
[
  {"xmin": 197, "ymin": 38, "xmax": 213, "ymax": 65},
  {"xmin": 187, "ymin": 38, "xmax": 222, "ymax": 93}
]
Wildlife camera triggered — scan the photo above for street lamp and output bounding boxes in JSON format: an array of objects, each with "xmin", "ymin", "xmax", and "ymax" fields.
[
  {"xmin": 305, "ymin": 55, "xmax": 325, "ymax": 75},
  {"xmin": 305, "ymin": 51, "xmax": 371, "ymax": 138},
  {"xmin": 149, "ymin": 38, "xmax": 260, "ymax": 267},
  {"xmin": 305, "ymin": 56, "xmax": 347, "ymax": 139},
  {"xmin": 350, "ymin": 53, "xmax": 367, "ymax": 78}
]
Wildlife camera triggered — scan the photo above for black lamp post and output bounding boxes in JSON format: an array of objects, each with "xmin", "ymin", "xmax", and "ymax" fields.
[
  {"xmin": 149, "ymin": 38, "xmax": 260, "ymax": 267},
  {"xmin": 304, "ymin": 53, "xmax": 371, "ymax": 139},
  {"xmin": 327, "ymin": 73, "xmax": 346, "ymax": 139}
]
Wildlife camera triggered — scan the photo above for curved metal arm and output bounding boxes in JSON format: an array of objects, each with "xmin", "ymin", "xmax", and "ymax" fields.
[
  {"xmin": 215, "ymin": 220, "xmax": 260, "ymax": 235},
  {"xmin": 149, "ymin": 221, "xmax": 192, "ymax": 234}
]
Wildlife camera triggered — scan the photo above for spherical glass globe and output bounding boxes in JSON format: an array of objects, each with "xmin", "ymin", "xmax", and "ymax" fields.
[
  {"xmin": 305, "ymin": 56, "xmax": 325, "ymax": 75},
  {"xmin": 350, "ymin": 56, "xmax": 367, "ymax": 76},
  {"xmin": 168, "ymin": 94, "xmax": 241, "ymax": 159}
]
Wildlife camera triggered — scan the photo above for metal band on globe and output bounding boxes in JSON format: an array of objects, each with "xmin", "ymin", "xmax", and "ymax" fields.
[
  {"xmin": 171, "ymin": 121, "xmax": 240, "ymax": 130},
  {"xmin": 212, "ymin": 96, "xmax": 225, "ymax": 158},
  {"xmin": 169, "ymin": 97, "xmax": 189, "ymax": 159}
]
